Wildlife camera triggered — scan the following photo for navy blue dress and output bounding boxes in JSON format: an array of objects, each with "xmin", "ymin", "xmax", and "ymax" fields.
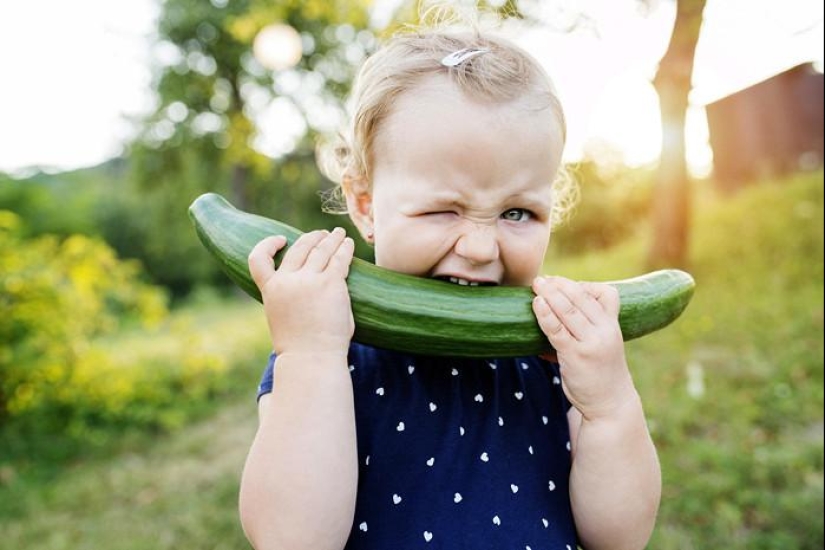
[{"xmin": 257, "ymin": 342, "xmax": 579, "ymax": 550}]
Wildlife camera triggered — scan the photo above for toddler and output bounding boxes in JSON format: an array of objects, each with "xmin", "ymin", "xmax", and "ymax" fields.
[{"xmin": 240, "ymin": 23, "xmax": 660, "ymax": 550}]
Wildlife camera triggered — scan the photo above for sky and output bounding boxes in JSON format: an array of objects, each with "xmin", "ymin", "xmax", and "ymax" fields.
[{"xmin": 0, "ymin": 0, "xmax": 822, "ymax": 177}]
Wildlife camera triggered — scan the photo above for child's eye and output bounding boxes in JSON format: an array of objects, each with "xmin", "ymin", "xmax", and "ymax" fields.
[
  {"xmin": 501, "ymin": 208, "xmax": 531, "ymax": 222},
  {"xmin": 425, "ymin": 210, "xmax": 457, "ymax": 218}
]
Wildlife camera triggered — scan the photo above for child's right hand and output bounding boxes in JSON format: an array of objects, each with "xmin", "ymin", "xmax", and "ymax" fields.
[{"xmin": 248, "ymin": 227, "xmax": 356, "ymax": 357}]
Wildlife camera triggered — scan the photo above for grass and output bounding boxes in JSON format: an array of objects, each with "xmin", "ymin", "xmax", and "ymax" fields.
[
  {"xmin": 2, "ymin": 398, "xmax": 256, "ymax": 550},
  {"xmin": 0, "ymin": 294, "xmax": 271, "ymax": 550},
  {"xmin": 1, "ymin": 171, "xmax": 822, "ymax": 549}
]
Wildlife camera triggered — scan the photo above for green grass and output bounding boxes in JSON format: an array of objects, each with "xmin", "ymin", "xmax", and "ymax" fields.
[
  {"xmin": 0, "ymin": 171, "xmax": 822, "ymax": 549},
  {"xmin": 0, "ymin": 295, "xmax": 270, "ymax": 550},
  {"xmin": 2, "ymin": 398, "xmax": 256, "ymax": 550}
]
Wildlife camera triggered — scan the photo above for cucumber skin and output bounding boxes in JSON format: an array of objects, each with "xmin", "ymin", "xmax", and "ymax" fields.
[{"xmin": 189, "ymin": 193, "xmax": 695, "ymax": 358}]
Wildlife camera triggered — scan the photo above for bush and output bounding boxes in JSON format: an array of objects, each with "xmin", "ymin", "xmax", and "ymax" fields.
[
  {"xmin": 550, "ymin": 161, "xmax": 654, "ymax": 254},
  {"xmin": 0, "ymin": 211, "xmax": 168, "ymax": 446}
]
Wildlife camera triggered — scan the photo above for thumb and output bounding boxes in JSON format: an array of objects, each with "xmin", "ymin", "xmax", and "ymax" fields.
[{"xmin": 248, "ymin": 235, "xmax": 287, "ymax": 289}]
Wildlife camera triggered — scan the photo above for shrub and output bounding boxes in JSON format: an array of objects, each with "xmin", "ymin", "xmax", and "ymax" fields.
[
  {"xmin": 0, "ymin": 211, "xmax": 168, "ymax": 440},
  {"xmin": 550, "ymin": 161, "xmax": 654, "ymax": 254}
]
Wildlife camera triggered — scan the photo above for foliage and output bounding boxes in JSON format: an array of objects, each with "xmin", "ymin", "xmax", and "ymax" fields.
[
  {"xmin": 549, "ymin": 161, "xmax": 655, "ymax": 255},
  {"xmin": 123, "ymin": 0, "xmax": 384, "ymax": 294},
  {"xmin": 0, "ymin": 161, "xmax": 125, "ymax": 239},
  {"xmin": 0, "ymin": 213, "xmax": 171, "ymax": 453}
]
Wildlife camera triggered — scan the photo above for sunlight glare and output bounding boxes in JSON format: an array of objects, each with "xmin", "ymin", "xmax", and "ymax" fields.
[{"xmin": 585, "ymin": 71, "xmax": 662, "ymax": 168}]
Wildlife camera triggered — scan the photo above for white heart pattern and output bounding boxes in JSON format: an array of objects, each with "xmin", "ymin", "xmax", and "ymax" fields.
[
  {"xmin": 480, "ymin": 452, "xmax": 489, "ymax": 462},
  {"xmin": 493, "ymin": 515, "xmax": 501, "ymax": 526},
  {"xmin": 392, "ymin": 494, "xmax": 402, "ymax": 504},
  {"xmin": 474, "ymin": 394, "xmax": 484, "ymax": 402},
  {"xmin": 454, "ymin": 492, "xmax": 463, "ymax": 503},
  {"xmin": 396, "ymin": 422, "xmax": 405, "ymax": 432},
  {"xmin": 375, "ymin": 387, "xmax": 384, "ymax": 396},
  {"xmin": 359, "ymin": 521, "xmax": 368, "ymax": 532},
  {"xmin": 514, "ymin": 391, "xmax": 524, "ymax": 400},
  {"xmin": 511, "ymin": 484, "xmax": 519, "ymax": 493},
  {"xmin": 426, "ymin": 457, "xmax": 435, "ymax": 467},
  {"xmin": 429, "ymin": 402, "xmax": 437, "ymax": 412},
  {"xmin": 423, "ymin": 531, "xmax": 433, "ymax": 542}
]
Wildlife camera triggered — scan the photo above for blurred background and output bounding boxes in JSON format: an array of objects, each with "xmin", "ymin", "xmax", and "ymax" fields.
[{"xmin": 1, "ymin": 1, "xmax": 822, "ymax": 548}]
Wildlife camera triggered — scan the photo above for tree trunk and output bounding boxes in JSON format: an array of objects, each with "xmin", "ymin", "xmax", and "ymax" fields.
[
  {"xmin": 230, "ymin": 163, "xmax": 249, "ymax": 212},
  {"xmin": 647, "ymin": 0, "xmax": 706, "ymax": 269}
]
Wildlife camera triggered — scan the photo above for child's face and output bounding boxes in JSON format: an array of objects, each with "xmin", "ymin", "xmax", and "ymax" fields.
[{"xmin": 349, "ymin": 75, "xmax": 564, "ymax": 287}]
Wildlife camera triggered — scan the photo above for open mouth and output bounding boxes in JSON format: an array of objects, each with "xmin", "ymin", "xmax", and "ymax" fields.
[{"xmin": 435, "ymin": 276, "xmax": 498, "ymax": 287}]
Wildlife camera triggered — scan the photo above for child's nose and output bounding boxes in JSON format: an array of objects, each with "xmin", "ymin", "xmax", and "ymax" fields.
[{"xmin": 454, "ymin": 223, "xmax": 499, "ymax": 265}]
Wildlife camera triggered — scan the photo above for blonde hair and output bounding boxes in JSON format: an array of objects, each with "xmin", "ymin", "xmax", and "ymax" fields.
[{"xmin": 318, "ymin": 19, "xmax": 577, "ymax": 228}]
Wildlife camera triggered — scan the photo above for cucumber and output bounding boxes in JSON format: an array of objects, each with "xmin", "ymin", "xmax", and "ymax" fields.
[{"xmin": 189, "ymin": 192, "xmax": 695, "ymax": 357}]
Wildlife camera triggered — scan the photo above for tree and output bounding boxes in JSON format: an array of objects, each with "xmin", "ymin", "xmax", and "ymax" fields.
[
  {"xmin": 125, "ymin": 0, "xmax": 380, "ymax": 292},
  {"xmin": 646, "ymin": 0, "xmax": 706, "ymax": 269}
]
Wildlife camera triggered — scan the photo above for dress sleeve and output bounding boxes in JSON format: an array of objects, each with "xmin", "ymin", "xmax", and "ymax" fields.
[{"xmin": 255, "ymin": 352, "xmax": 277, "ymax": 401}]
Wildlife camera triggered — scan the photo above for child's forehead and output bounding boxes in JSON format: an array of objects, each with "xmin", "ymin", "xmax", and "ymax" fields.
[
  {"xmin": 371, "ymin": 78, "xmax": 563, "ymax": 192},
  {"xmin": 387, "ymin": 74, "xmax": 555, "ymax": 125},
  {"xmin": 377, "ymin": 75, "xmax": 562, "ymax": 147}
]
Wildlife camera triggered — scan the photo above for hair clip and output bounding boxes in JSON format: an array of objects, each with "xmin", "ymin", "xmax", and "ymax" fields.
[{"xmin": 440, "ymin": 48, "xmax": 490, "ymax": 67}]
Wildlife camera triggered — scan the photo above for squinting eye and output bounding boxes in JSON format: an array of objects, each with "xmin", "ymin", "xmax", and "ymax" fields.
[{"xmin": 501, "ymin": 208, "xmax": 531, "ymax": 222}]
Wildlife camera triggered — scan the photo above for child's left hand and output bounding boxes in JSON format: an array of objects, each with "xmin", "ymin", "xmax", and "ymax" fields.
[{"xmin": 531, "ymin": 276, "xmax": 637, "ymax": 420}]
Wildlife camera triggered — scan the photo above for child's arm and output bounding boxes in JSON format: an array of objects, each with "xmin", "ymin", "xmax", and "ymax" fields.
[
  {"xmin": 239, "ymin": 229, "xmax": 358, "ymax": 550},
  {"xmin": 532, "ymin": 276, "xmax": 661, "ymax": 550}
]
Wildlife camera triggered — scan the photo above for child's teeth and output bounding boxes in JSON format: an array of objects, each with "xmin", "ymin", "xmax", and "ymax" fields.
[{"xmin": 449, "ymin": 277, "xmax": 478, "ymax": 286}]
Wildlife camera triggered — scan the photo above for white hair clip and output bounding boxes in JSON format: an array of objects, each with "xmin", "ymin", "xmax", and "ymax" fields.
[{"xmin": 440, "ymin": 48, "xmax": 490, "ymax": 67}]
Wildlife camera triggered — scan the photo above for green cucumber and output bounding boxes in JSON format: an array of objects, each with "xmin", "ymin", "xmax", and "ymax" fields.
[{"xmin": 189, "ymin": 192, "xmax": 695, "ymax": 358}]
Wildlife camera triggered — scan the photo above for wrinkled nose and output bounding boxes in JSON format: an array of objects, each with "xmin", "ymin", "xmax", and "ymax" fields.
[{"xmin": 454, "ymin": 223, "xmax": 499, "ymax": 265}]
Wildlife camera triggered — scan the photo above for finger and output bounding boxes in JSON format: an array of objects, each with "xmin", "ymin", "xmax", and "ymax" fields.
[
  {"xmin": 548, "ymin": 277, "xmax": 605, "ymax": 323},
  {"xmin": 536, "ymin": 277, "xmax": 608, "ymax": 341},
  {"xmin": 279, "ymin": 230, "xmax": 328, "ymax": 271},
  {"xmin": 582, "ymin": 282, "xmax": 620, "ymax": 316},
  {"xmin": 327, "ymin": 236, "xmax": 355, "ymax": 278},
  {"xmin": 304, "ymin": 227, "xmax": 347, "ymax": 271},
  {"xmin": 541, "ymin": 287, "xmax": 588, "ymax": 341},
  {"xmin": 533, "ymin": 294, "xmax": 572, "ymax": 344},
  {"xmin": 248, "ymin": 235, "xmax": 287, "ymax": 288}
]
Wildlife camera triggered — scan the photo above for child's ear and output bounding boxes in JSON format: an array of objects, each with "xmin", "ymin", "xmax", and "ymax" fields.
[{"xmin": 343, "ymin": 176, "xmax": 375, "ymax": 243}]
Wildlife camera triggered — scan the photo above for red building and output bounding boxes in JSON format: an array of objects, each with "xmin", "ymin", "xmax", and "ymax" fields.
[{"xmin": 705, "ymin": 63, "xmax": 823, "ymax": 191}]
